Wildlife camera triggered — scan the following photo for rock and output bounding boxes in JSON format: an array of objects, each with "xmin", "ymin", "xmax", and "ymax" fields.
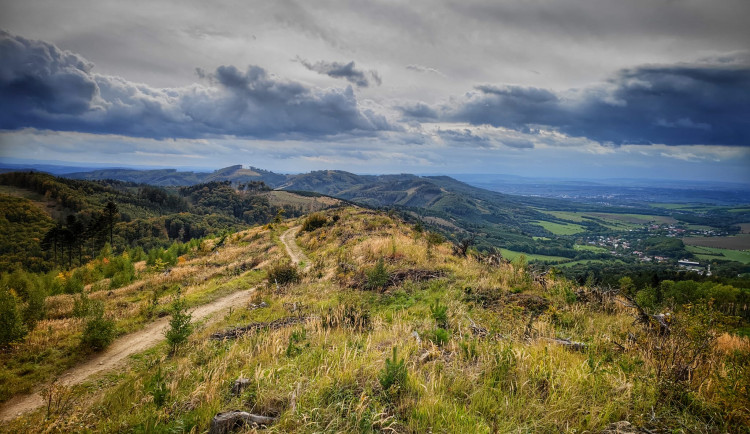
[
  {"xmin": 419, "ymin": 349, "xmax": 438, "ymax": 363},
  {"xmin": 602, "ymin": 421, "xmax": 637, "ymax": 434},
  {"xmin": 209, "ymin": 411, "xmax": 276, "ymax": 434},
  {"xmin": 231, "ymin": 378, "xmax": 251, "ymax": 396}
]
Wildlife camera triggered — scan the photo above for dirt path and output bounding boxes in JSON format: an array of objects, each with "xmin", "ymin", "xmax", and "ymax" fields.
[
  {"xmin": 0, "ymin": 288, "xmax": 255, "ymax": 421},
  {"xmin": 281, "ymin": 226, "xmax": 311, "ymax": 270}
]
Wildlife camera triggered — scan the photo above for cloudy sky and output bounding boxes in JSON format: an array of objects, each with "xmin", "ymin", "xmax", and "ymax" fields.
[{"xmin": 0, "ymin": 0, "xmax": 749, "ymax": 182}]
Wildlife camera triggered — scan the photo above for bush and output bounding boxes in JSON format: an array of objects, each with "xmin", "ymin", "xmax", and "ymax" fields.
[
  {"xmin": 365, "ymin": 258, "xmax": 389, "ymax": 291},
  {"xmin": 22, "ymin": 284, "xmax": 46, "ymax": 329},
  {"xmin": 267, "ymin": 262, "xmax": 300, "ymax": 287},
  {"xmin": 72, "ymin": 292, "xmax": 93, "ymax": 318},
  {"xmin": 0, "ymin": 288, "xmax": 27, "ymax": 347},
  {"xmin": 430, "ymin": 300, "xmax": 448, "ymax": 328},
  {"xmin": 426, "ymin": 328, "xmax": 450, "ymax": 346},
  {"xmin": 302, "ymin": 213, "xmax": 328, "ymax": 232},
  {"xmin": 379, "ymin": 347, "xmax": 408, "ymax": 397},
  {"xmin": 165, "ymin": 294, "xmax": 192, "ymax": 354},
  {"xmin": 81, "ymin": 303, "xmax": 115, "ymax": 351}
]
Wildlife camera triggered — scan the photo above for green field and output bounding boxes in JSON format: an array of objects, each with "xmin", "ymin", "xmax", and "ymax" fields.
[
  {"xmin": 556, "ymin": 259, "xmax": 626, "ymax": 268},
  {"xmin": 498, "ymin": 248, "xmax": 570, "ymax": 263},
  {"xmin": 541, "ymin": 210, "xmax": 588, "ymax": 222},
  {"xmin": 533, "ymin": 220, "xmax": 586, "ymax": 235},
  {"xmin": 648, "ymin": 203, "xmax": 694, "ymax": 210},
  {"xmin": 573, "ymin": 244, "xmax": 609, "ymax": 253},
  {"xmin": 686, "ymin": 245, "xmax": 750, "ymax": 265}
]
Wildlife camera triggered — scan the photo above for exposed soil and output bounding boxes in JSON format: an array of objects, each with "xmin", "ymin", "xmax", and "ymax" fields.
[{"xmin": 280, "ymin": 226, "xmax": 310, "ymax": 270}]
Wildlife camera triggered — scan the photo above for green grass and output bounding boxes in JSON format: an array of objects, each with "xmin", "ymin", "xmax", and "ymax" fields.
[
  {"xmin": 532, "ymin": 220, "xmax": 585, "ymax": 235},
  {"xmin": 556, "ymin": 259, "xmax": 626, "ymax": 267},
  {"xmin": 498, "ymin": 248, "xmax": 569, "ymax": 263},
  {"xmin": 686, "ymin": 245, "xmax": 750, "ymax": 264},
  {"xmin": 541, "ymin": 211, "xmax": 587, "ymax": 222},
  {"xmin": 573, "ymin": 244, "xmax": 609, "ymax": 253}
]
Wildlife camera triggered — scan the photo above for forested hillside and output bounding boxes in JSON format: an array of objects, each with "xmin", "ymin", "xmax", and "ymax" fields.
[{"xmin": 0, "ymin": 172, "xmax": 335, "ymax": 273}]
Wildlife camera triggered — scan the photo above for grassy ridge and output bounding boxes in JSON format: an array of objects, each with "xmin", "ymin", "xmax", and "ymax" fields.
[{"xmin": 3, "ymin": 208, "xmax": 749, "ymax": 432}]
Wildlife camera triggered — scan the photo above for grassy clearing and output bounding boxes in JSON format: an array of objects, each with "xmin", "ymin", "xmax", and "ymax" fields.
[
  {"xmin": 686, "ymin": 245, "xmax": 750, "ymax": 264},
  {"xmin": 532, "ymin": 220, "xmax": 585, "ymax": 235},
  {"xmin": 3, "ymin": 207, "xmax": 747, "ymax": 433}
]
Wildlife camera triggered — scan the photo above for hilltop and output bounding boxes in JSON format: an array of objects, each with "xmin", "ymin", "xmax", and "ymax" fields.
[{"xmin": 1, "ymin": 208, "xmax": 748, "ymax": 432}]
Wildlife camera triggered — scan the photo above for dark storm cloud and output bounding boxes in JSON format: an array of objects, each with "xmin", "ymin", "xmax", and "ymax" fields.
[
  {"xmin": 448, "ymin": 56, "xmax": 750, "ymax": 146},
  {"xmin": 0, "ymin": 30, "xmax": 392, "ymax": 139},
  {"xmin": 295, "ymin": 57, "xmax": 380, "ymax": 87},
  {"xmin": 438, "ymin": 129, "xmax": 492, "ymax": 148},
  {"xmin": 397, "ymin": 102, "xmax": 438, "ymax": 121}
]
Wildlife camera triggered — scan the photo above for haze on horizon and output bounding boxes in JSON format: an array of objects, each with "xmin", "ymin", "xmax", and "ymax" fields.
[{"xmin": 1, "ymin": 0, "xmax": 749, "ymax": 183}]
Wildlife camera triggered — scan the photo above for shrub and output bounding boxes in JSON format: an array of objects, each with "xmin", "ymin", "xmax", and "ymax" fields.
[
  {"xmin": 72, "ymin": 292, "xmax": 93, "ymax": 318},
  {"xmin": 430, "ymin": 300, "xmax": 448, "ymax": 328},
  {"xmin": 267, "ymin": 262, "xmax": 300, "ymax": 287},
  {"xmin": 285, "ymin": 328, "xmax": 307, "ymax": 357},
  {"xmin": 165, "ymin": 294, "xmax": 192, "ymax": 354},
  {"xmin": 302, "ymin": 213, "xmax": 328, "ymax": 232},
  {"xmin": 426, "ymin": 328, "xmax": 450, "ymax": 346},
  {"xmin": 379, "ymin": 347, "xmax": 407, "ymax": 396},
  {"xmin": 22, "ymin": 284, "xmax": 47, "ymax": 329},
  {"xmin": 365, "ymin": 258, "xmax": 389, "ymax": 291},
  {"xmin": 81, "ymin": 303, "xmax": 115, "ymax": 351},
  {"xmin": 0, "ymin": 288, "xmax": 27, "ymax": 347}
]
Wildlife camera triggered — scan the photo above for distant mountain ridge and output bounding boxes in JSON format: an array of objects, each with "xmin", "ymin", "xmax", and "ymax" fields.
[{"xmin": 64, "ymin": 165, "xmax": 287, "ymax": 187}]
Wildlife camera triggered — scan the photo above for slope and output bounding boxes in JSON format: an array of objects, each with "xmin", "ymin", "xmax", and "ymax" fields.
[{"xmin": 2, "ymin": 207, "xmax": 747, "ymax": 432}]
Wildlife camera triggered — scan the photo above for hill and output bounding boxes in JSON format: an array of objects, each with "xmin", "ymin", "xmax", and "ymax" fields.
[
  {"xmin": 64, "ymin": 165, "xmax": 287, "ymax": 187},
  {"xmin": 0, "ymin": 172, "xmax": 341, "ymax": 273},
  {"xmin": 0, "ymin": 208, "xmax": 748, "ymax": 432}
]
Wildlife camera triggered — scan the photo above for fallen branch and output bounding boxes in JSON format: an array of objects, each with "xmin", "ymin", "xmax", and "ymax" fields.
[
  {"xmin": 209, "ymin": 411, "xmax": 276, "ymax": 434},
  {"xmin": 468, "ymin": 317, "xmax": 489, "ymax": 338},
  {"xmin": 545, "ymin": 337, "xmax": 587, "ymax": 352},
  {"xmin": 210, "ymin": 316, "xmax": 310, "ymax": 340}
]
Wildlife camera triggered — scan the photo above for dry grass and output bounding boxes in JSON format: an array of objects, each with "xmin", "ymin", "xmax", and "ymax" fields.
[{"xmin": 3, "ymin": 207, "xmax": 747, "ymax": 433}]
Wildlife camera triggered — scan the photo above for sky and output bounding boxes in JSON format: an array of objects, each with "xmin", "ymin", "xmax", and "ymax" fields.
[{"xmin": 0, "ymin": 0, "xmax": 749, "ymax": 182}]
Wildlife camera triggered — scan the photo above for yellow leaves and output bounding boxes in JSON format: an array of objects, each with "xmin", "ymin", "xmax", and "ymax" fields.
[
  {"xmin": 178, "ymin": 256, "xmax": 186, "ymax": 265},
  {"xmin": 56, "ymin": 271, "xmax": 69, "ymax": 281}
]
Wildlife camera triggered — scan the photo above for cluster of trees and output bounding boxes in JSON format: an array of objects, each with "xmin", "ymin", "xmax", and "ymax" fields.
[
  {"xmin": 621, "ymin": 276, "xmax": 750, "ymax": 320},
  {"xmin": 179, "ymin": 181, "xmax": 277, "ymax": 224},
  {"xmin": 41, "ymin": 201, "xmax": 119, "ymax": 269}
]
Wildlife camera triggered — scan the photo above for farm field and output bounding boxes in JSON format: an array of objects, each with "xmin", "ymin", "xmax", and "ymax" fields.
[
  {"xmin": 498, "ymin": 248, "xmax": 569, "ymax": 263},
  {"xmin": 587, "ymin": 213, "xmax": 677, "ymax": 226},
  {"xmin": 556, "ymin": 259, "xmax": 626, "ymax": 267},
  {"xmin": 683, "ymin": 235, "xmax": 750, "ymax": 251},
  {"xmin": 686, "ymin": 245, "xmax": 750, "ymax": 265},
  {"xmin": 532, "ymin": 220, "xmax": 585, "ymax": 235},
  {"xmin": 574, "ymin": 244, "xmax": 609, "ymax": 253}
]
